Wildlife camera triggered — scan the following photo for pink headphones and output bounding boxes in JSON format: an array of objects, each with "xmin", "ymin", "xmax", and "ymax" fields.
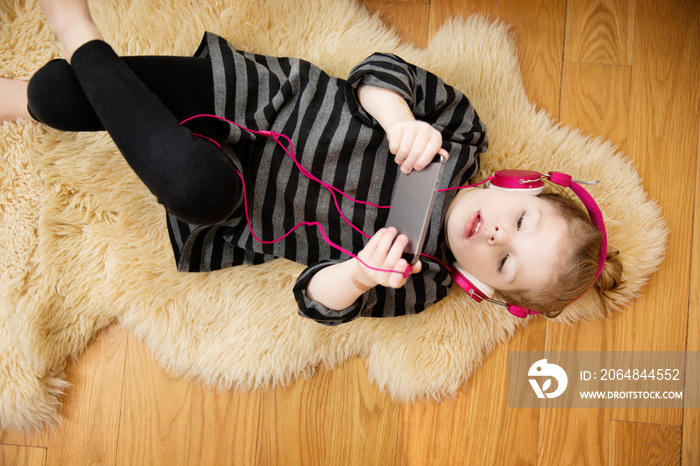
[{"xmin": 449, "ymin": 169, "xmax": 608, "ymax": 318}]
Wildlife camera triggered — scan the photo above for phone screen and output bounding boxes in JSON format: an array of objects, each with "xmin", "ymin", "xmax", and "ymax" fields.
[{"xmin": 385, "ymin": 155, "xmax": 446, "ymax": 264}]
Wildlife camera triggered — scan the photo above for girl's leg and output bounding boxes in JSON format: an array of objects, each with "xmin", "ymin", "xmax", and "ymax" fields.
[
  {"xmin": 32, "ymin": 0, "xmax": 239, "ymax": 226},
  {"xmin": 27, "ymin": 56, "xmax": 219, "ymax": 132},
  {"xmin": 0, "ymin": 78, "xmax": 31, "ymax": 122},
  {"xmin": 37, "ymin": 0, "xmax": 103, "ymax": 64}
]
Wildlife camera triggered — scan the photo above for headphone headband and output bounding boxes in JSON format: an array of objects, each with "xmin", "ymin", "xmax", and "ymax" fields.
[{"xmin": 545, "ymin": 172, "xmax": 607, "ymax": 282}]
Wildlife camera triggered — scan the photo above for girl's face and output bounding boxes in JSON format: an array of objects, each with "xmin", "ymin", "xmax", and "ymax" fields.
[{"xmin": 444, "ymin": 188, "xmax": 569, "ymax": 293}]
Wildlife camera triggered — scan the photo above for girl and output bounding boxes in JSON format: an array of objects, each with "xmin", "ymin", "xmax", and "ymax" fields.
[{"xmin": 1, "ymin": 0, "xmax": 622, "ymax": 325}]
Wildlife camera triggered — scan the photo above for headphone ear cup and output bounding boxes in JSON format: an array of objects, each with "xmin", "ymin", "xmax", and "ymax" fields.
[
  {"xmin": 489, "ymin": 169, "xmax": 544, "ymax": 195},
  {"xmin": 450, "ymin": 263, "xmax": 495, "ymax": 302}
]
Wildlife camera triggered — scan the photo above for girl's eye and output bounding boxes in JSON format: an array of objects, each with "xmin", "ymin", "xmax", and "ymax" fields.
[
  {"xmin": 498, "ymin": 254, "xmax": 509, "ymax": 273},
  {"xmin": 517, "ymin": 211, "xmax": 525, "ymax": 230}
]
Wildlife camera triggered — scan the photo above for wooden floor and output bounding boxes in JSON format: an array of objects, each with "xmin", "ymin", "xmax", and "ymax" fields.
[{"xmin": 2, "ymin": 0, "xmax": 699, "ymax": 464}]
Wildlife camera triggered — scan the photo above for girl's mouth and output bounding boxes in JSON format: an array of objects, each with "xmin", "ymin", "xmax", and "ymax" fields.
[{"xmin": 466, "ymin": 212, "xmax": 482, "ymax": 239}]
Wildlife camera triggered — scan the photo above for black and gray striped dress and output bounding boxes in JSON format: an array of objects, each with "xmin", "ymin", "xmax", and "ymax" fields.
[{"xmin": 167, "ymin": 33, "xmax": 488, "ymax": 324}]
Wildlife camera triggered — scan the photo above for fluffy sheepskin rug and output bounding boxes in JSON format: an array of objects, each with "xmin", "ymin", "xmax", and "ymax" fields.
[{"xmin": 0, "ymin": 0, "xmax": 666, "ymax": 430}]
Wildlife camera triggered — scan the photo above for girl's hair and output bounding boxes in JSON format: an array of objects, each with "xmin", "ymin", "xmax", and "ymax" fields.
[{"xmin": 499, "ymin": 192, "xmax": 624, "ymax": 318}]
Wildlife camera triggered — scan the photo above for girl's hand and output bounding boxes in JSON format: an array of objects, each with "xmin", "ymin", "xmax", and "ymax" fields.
[
  {"xmin": 355, "ymin": 85, "xmax": 448, "ymax": 174},
  {"xmin": 304, "ymin": 228, "xmax": 422, "ymax": 311},
  {"xmin": 386, "ymin": 120, "xmax": 450, "ymax": 174},
  {"xmin": 354, "ymin": 227, "xmax": 422, "ymax": 289}
]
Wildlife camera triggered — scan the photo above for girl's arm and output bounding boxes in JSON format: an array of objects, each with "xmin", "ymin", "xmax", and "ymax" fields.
[
  {"xmin": 304, "ymin": 85, "xmax": 439, "ymax": 311},
  {"xmin": 305, "ymin": 228, "xmax": 421, "ymax": 311},
  {"xmin": 356, "ymin": 84, "xmax": 449, "ymax": 174}
]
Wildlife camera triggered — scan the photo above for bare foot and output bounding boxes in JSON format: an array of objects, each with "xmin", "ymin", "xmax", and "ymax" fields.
[
  {"xmin": 0, "ymin": 78, "xmax": 31, "ymax": 123},
  {"xmin": 37, "ymin": 0, "xmax": 104, "ymax": 62}
]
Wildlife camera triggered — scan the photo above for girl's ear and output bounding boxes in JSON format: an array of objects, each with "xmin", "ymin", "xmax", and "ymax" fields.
[{"xmin": 450, "ymin": 263, "xmax": 495, "ymax": 301}]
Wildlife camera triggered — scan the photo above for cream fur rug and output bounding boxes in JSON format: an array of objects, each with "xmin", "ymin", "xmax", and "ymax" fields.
[{"xmin": 1, "ymin": 0, "xmax": 666, "ymax": 430}]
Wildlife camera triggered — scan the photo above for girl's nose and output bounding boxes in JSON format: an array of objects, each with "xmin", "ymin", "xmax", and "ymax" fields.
[{"xmin": 488, "ymin": 225, "xmax": 508, "ymax": 245}]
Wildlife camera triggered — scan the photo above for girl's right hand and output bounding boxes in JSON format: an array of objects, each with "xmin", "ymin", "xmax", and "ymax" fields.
[
  {"xmin": 386, "ymin": 120, "xmax": 450, "ymax": 174},
  {"xmin": 354, "ymin": 227, "xmax": 422, "ymax": 289},
  {"xmin": 303, "ymin": 228, "xmax": 421, "ymax": 311}
]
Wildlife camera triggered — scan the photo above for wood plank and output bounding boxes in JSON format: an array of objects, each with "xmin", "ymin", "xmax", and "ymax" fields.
[
  {"xmin": 496, "ymin": 0, "xmax": 567, "ymax": 116},
  {"xmin": 0, "ymin": 424, "xmax": 48, "ymax": 450},
  {"xmin": 610, "ymin": 421, "xmax": 681, "ymax": 466},
  {"xmin": 175, "ymin": 384, "xmax": 260, "ymax": 465},
  {"xmin": 683, "ymin": 91, "xmax": 700, "ymax": 466},
  {"xmin": 360, "ymin": 1, "xmax": 431, "ymax": 48},
  {"xmin": 369, "ymin": 0, "xmax": 429, "ymax": 3},
  {"xmin": 564, "ymin": 0, "xmax": 635, "ymax": 65},
  {"xmin": 256, "ymin": 359, "xmax": 400, "ymax": 466},
  {"xmin": 115, "ymin": 334, "xmax": 260, "ymax": 466},
  {"xmin": 612, "ymin": 0, "xmax": 700, "ymax": 425},
  {"xmin": 540, "ymin": 321, "xmax": 614, "ymax": 465},
  {"xmin": 43, "ymin": 324, "xmax": 127, "ymax": 466},
  {"xmin": 463, "ymin": 321, "xmax": 545, "ymax": 465},
  {"xmin": 560, "ymin": 62, "xmax": 631, "ymax": 151},
  {"xmin": 395, "ymin": 382, "xmax": 473, "ymax": 465},
  {"xmin": 0, "ymin": 445, "xmax": 46, "ymax": 466},
  {"xmin": 683, "ymin": 406, "xmax": 700, "ymax": 465},
  {"xmin": 541, "ymin": 408, "xmax": 610, "ymax": 465},
  {"xmin": 428, "ymin": 0, "xmax": 499, "ymax": 38}
]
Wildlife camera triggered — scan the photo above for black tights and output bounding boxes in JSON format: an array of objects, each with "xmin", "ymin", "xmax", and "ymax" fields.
[{"xmin": 27, "ymin": 40, "xmax": 240, "ymax": 226}]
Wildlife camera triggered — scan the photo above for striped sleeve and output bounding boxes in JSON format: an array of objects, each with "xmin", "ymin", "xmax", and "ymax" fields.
[
  {"xmin": 347, "ymin": 53, "xmax": 415, "ymax": 100},
  {"xmin": 345, "ymin": 53, "xmax": 488, "ymax": 156},
  {"xmin": 293, "ymin": 258, "xmax": 453, "ymax": 325},
  {"xmin": 345, "ymin": 53, "xmax": 416, "ymax": 126},
  {"xmin": 293, "ymin": 261, "xmax": 368, "ymax": 325}
]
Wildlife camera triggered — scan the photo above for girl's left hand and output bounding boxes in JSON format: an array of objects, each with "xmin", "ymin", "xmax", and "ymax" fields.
[
  {"xmin": 386, "ymin": 120, "xmax": 450, "ymax": 174},
  {"xmin": 354, "ymin": 227, "xmax": 422, "ymax": 289}
]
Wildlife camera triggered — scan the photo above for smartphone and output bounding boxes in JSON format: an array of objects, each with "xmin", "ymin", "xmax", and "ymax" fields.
[{"xmin": 385, "ymin": 155, "xmax": 446, "ymax": 264}]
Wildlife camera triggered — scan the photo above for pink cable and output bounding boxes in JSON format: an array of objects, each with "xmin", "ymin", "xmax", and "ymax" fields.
[
  {"xmin": 182, "ymin": 114, "xmax": 391, "ymax": 239},
  {"xmin": 235, "ymin": 171, "xmax": 414, "ymax": 277},
  {"xmin": 183, "ymin": 114, "xmax": 409, "ymax": 276},
  {"xmin": 181, "ymin": 114, "xmax": 482, "ymax": 279},
  {"xmin": 439, "ymin": 176, "xmax": 493, "ymax": 192}
]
